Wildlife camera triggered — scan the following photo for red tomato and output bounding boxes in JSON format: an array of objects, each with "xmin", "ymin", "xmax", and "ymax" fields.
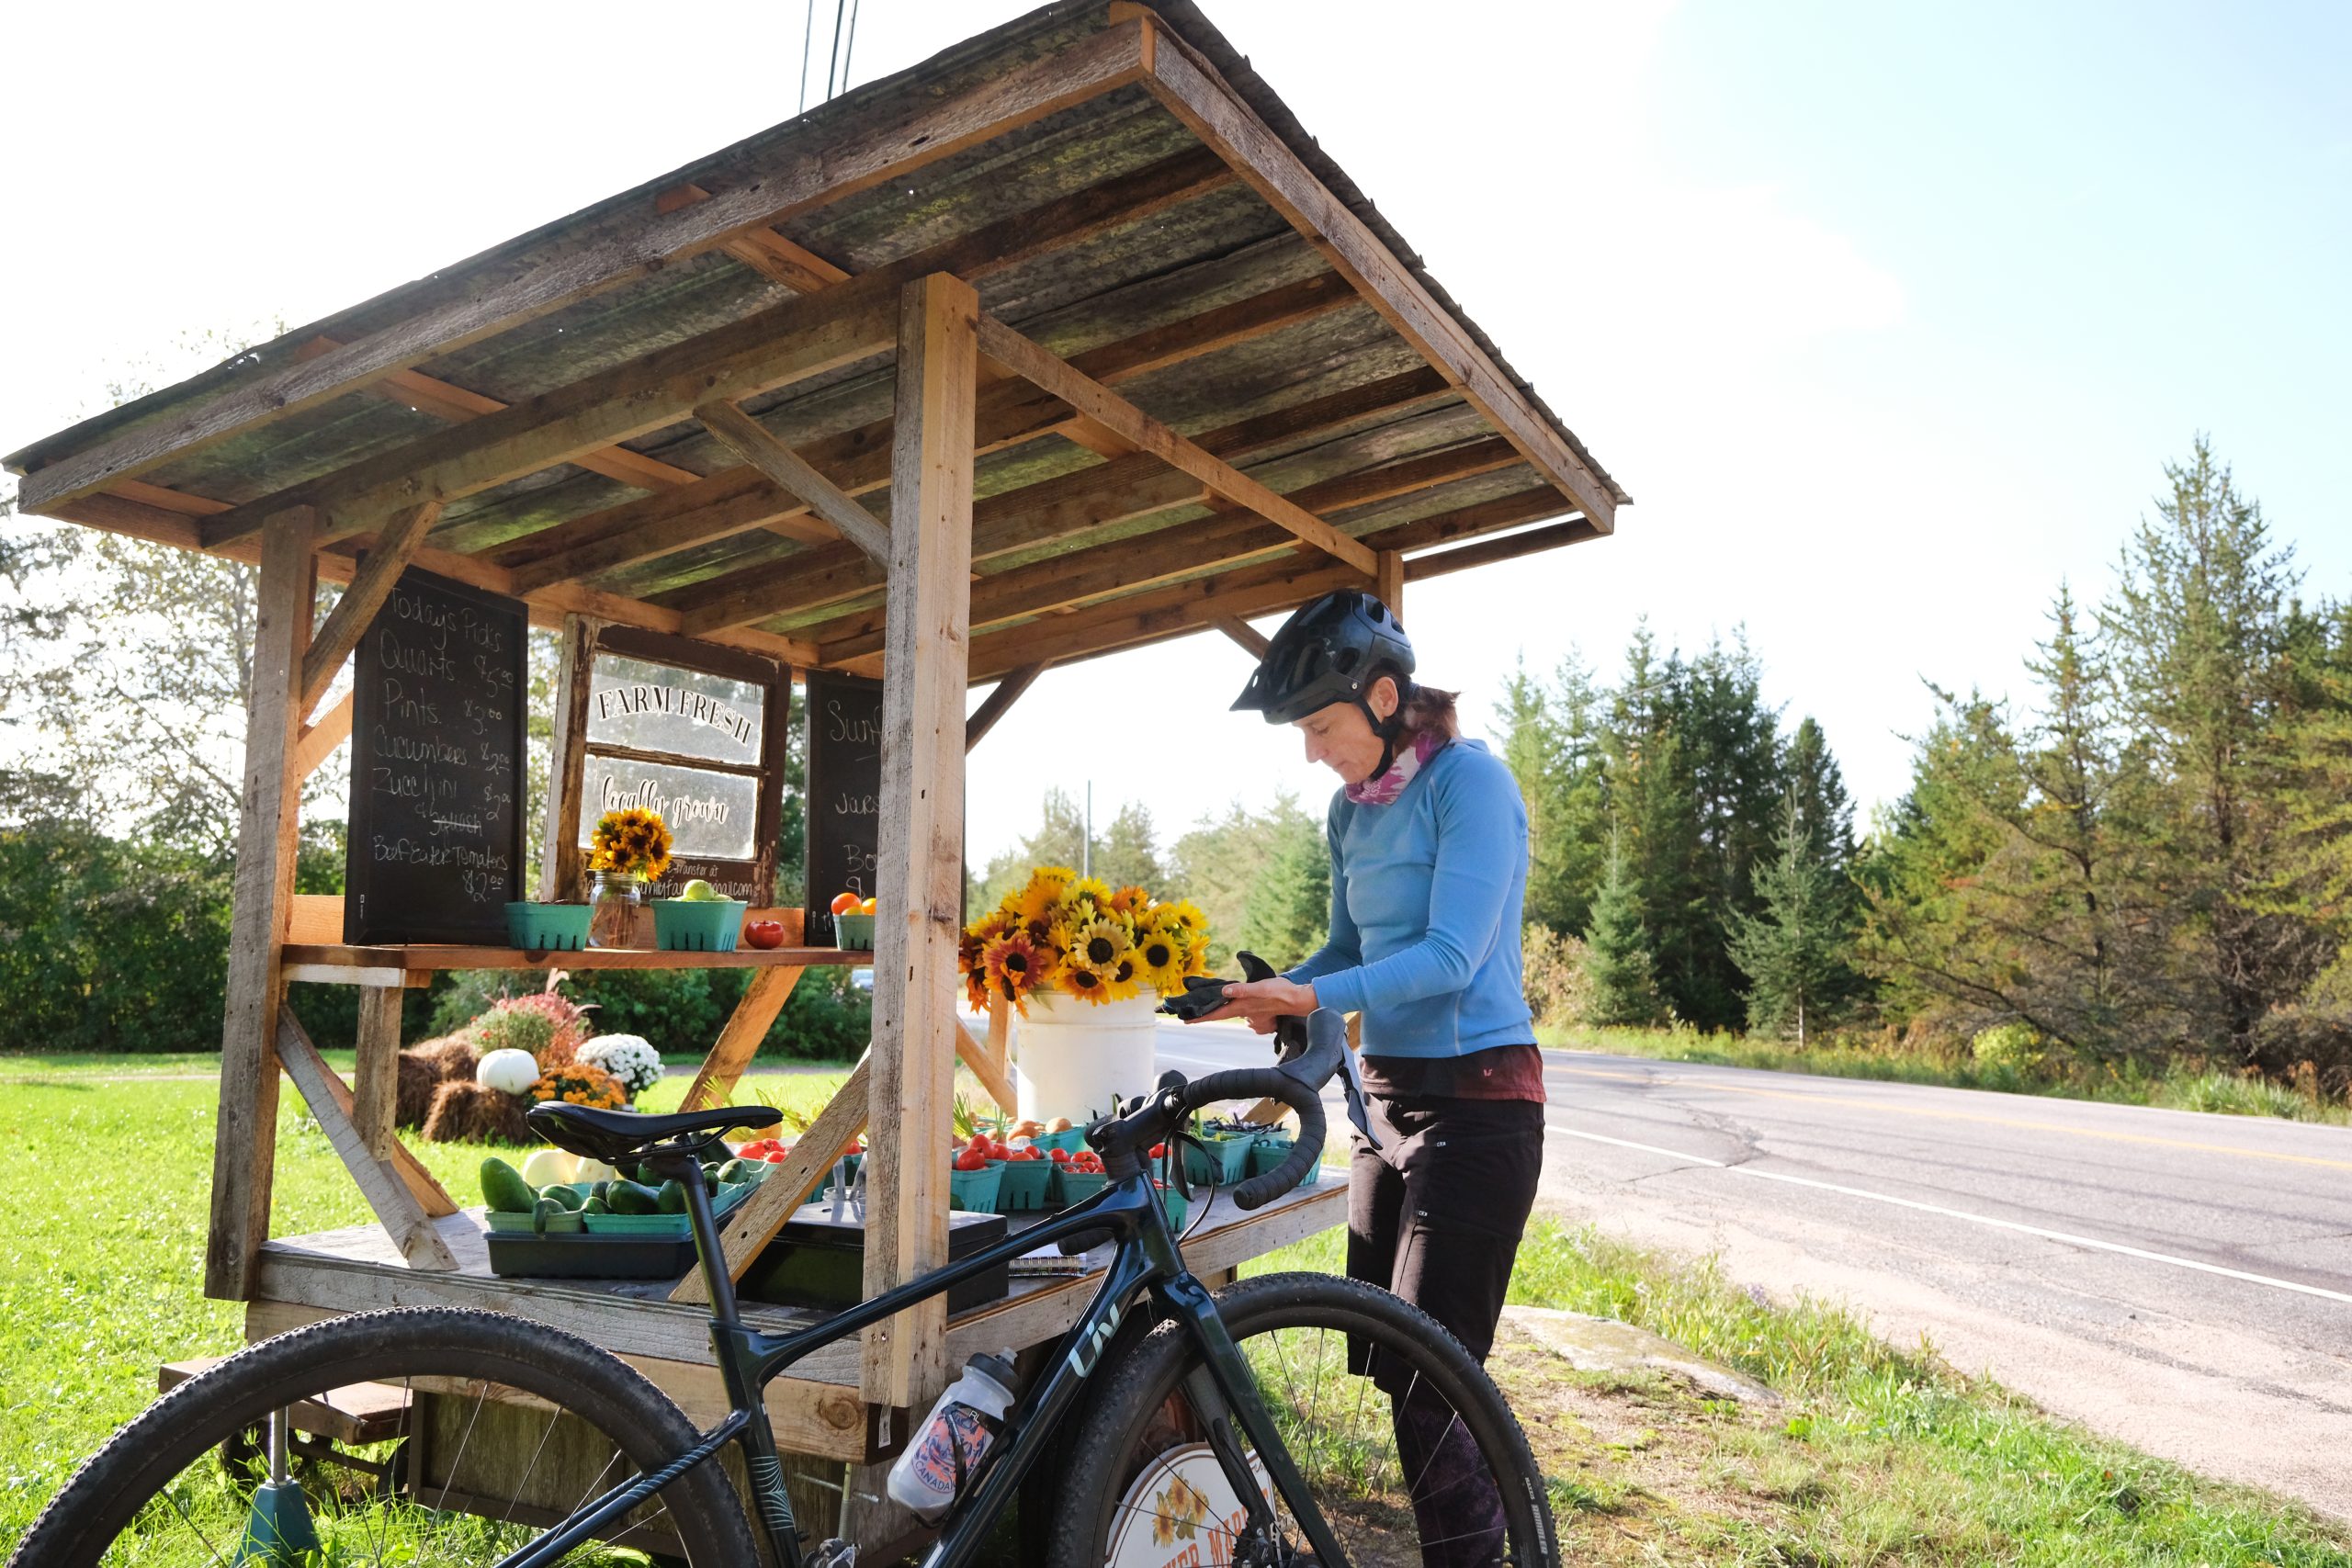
[
  {"xmin": 1148, "ymin": 1144, "xmax": 1166, "ymax": 1159},
  {"xmin": 744, "ymin": 919, "xmax": 786, "ymax": 950},
  {"xmin": 1014, "ymin": 1147, "xmax": 1042, "ymax": 1161},
  {"xmin": 830, "ymin": 892, "xmax": 862, "ymax": 916},
  {"xmin": 765, "ymin": 1152, "xmax": 789, "ymax": 1164},
  {"xmin": 953, "ymin": 1151, "xmax": 988, "ymax": 1172},
  {"xmin": 1049, "ymin": 1148, "xmax": 1071, "ymax": 1163}
]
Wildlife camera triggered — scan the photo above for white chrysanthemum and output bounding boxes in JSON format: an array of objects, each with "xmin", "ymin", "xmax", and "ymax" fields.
[{"xmin": 576, "ymin": 1034, "xmax": 664, "ymax": 1097}]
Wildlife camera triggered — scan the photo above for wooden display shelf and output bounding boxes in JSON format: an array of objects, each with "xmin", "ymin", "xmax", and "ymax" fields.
[
  {"xmin": 283, "ymin": 941, "xmax": 860, "ymax": 985},
  {"xmin": 243, "ymin": 1179, "xmax": 1346, "ymax": 1461}
]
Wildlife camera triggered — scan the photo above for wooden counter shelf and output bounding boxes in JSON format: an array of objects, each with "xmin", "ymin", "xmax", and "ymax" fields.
[
  {"xmin": 243, "ymin": 1179, "xmax": 1346, "ymax": 1463},
  {"xmin": 283, "ymin": 941, "xmax": 856, "ymax": 985}
]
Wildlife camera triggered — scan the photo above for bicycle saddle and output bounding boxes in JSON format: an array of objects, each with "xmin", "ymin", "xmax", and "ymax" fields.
[{"xmin": 526, "ymin": 1101, "xmax": 780, "ymax": 1165}]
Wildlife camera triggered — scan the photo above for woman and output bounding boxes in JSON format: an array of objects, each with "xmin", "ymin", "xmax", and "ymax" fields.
[{"xmin": 1195, "ymin": 590, "xmax": 1544, "ymax": 1562}]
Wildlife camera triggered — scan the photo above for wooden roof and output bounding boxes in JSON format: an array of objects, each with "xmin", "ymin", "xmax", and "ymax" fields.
[{"xmin": 5, "ymin": 0, "xmax": 1625, "ymax": 682}]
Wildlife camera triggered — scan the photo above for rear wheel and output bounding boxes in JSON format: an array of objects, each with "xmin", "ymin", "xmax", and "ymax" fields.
[
  {"xmin": 9, "ymin": 1306, "xmax": 760, "ymax": 1567},
  {"xmin": 1050, "ymin": 1272, "xmax": 1553, "ymax": 1568}
]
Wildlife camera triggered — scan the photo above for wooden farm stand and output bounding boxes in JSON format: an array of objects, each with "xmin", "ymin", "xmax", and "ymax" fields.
[{"xmin": 6, "ymin": 0, "xmax": 1624, "ymax": 1547}]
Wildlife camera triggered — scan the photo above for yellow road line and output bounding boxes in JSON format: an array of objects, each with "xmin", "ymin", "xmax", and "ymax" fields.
[{"xmin": 1549, "ymin": 1064, "xmax": 2352, "ymax": 1174}]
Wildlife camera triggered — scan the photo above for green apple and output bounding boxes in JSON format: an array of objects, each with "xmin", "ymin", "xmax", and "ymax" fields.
[{"xmin": 679, "ymin": 878, "xmax": 721, "ymax": 902}]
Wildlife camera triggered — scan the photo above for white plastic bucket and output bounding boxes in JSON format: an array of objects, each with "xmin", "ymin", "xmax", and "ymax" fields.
[{"xmin": 1012, "ymin": 989, "xmax": 1160, "ymax": 1126}]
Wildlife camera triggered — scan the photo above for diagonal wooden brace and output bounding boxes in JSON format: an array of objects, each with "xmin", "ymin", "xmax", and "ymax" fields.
[
  {"xmin": 671, "ymin": 1058, "xmax": 871, "ymax": 1304},
  {"xmin": 276, "ymin": 1013, "xmax": 458, "ymax": 1269}
]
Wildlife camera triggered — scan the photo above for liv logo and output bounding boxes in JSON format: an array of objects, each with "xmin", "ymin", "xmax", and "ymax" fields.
[{"xmin": 1068, "ymin": 1301, "xmax": 1124, "ymax": 1378}]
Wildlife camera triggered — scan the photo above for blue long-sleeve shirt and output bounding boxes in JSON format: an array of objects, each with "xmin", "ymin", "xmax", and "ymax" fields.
[{"xmin": 1284, "ymin": 739, "xmax": 1534, "ymax": 1057}]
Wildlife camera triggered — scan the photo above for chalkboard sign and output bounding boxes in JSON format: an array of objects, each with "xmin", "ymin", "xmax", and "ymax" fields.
[
  {"xmin": 803, "ymin": 671, "xmax": 883, "ymax": 942},
  {"xmin": 344, "ymin": 568, "xmax": 528, "ymax": 944}
]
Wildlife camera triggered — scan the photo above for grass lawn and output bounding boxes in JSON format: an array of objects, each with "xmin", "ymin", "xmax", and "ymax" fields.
[
  {"xmin": 5, "ymin": 1057, "xmax": 2346, "ymax": 1563},
  {"xmin": 1542, "ymin": 1023, "xmax": 2352, "ymax": 1126}
]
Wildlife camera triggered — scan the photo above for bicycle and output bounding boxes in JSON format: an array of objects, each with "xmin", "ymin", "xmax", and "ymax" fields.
[{"xmin": 15, "ymin": 1009, "xmax": 1553, "ymax": 1567}]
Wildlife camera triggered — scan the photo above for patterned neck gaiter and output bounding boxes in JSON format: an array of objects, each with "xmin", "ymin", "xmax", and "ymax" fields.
[{"xmin": 1346, "ymin": 728, "xmax": 1448, "ymax": 807}]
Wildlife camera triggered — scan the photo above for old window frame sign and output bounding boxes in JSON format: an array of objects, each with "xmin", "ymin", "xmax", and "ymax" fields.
[{"xmin": 573, "ymin": 625, "xmax": 792, "ymax": 902}]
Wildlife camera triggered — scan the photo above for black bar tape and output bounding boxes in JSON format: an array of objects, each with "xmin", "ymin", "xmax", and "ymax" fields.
[{"xmin": 1180, "ymin": 1067, "xmax": 1328, "ymax": 1211}]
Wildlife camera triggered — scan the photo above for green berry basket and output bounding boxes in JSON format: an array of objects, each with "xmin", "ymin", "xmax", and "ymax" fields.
[
  {"xmin": 1182, "ymin": 1129, "xmax": 1260, "ymax": 1186},
  {"xmin": 1052, "ymin": 1168, "xmax": 1109, "ymax": 1206},
  {"xmin": 653, "ymin": 898, "xmax": 747, "ymax": 953},
  {"xmin": 582, "ymin": 1180, "xmax": 753, "ymax": 1237},
  {"xmin": 832, "ymin": 912, "xmax": 876, "ymax": 950},
  {"xmin": 1034, "ymin": 1126, "xmax": 1089, "ymax": 1156},
  {"xmin": 504, "ymin": 901, "xmax": 592, "ymax": 952},
  {"xmin": 1246, "ymin": 1136, "xmax": 1320, "ymax": 1187},
  {"xmin": 1158, "ymin": 1185, "xmax": 1189, "ymax": 1230},
  {"xmin": 946, "ymin": 1158, "xmax": 1004, "ymax": 1212},
  {"xmin": 993, "ymin": 1157, "xmax": 1055, "ymax": 1212}
]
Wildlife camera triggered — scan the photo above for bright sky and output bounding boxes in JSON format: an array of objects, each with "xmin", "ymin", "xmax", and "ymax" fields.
[{"xmin": 4, "ymin": 0, "xmax": 2346, "ymax": 866}]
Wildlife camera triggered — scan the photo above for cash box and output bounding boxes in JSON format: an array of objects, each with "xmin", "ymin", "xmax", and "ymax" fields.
[{"xmin": 740, "ymin": 1203, "xmax": 1010, "ymax": 1314}]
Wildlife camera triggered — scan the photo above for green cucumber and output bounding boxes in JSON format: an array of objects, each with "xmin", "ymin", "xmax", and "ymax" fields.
[
  {"xmin": 582, "ymin": 1196, "xmax": 610, "ymax": 1215},
  {"xmin": 480, "ymin": 1157, "xmax": 537, "ymax": 1214},
  {"xmin": 544, "ymin": 1184, "xmax": 586, "ymax": 1211},
  {"xmin": 531, "ymin": 1196, "xmax": 566, "ymax": 1235},
  {"xmin": 656, "ymin": 1179, "xmax": 689, "ymax": 1214},
  {"xmin": 717, "ymin": 1158, "xmax": 757, "ymax": 1186},
  {"xmin": 605, "ymin": 1180, "xmax": 663, "ymax": 1215}
]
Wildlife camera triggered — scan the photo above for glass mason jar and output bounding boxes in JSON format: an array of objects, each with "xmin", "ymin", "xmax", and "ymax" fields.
[{"xmin": 587, "ymin": 871, "xmax": 649, "ymax": 949}]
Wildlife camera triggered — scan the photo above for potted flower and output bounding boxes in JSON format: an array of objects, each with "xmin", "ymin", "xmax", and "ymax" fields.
[
  {"xmin": 586, "ymin": 807, "xmax": 672, "ymax": 948},
  {"xmin": 959, "ymin": 868, "xmax": 1211, "ymax": 1125},
  {"xmin": 575, "ymin": 1034, "xmax": 663, "ymax": 1103}
]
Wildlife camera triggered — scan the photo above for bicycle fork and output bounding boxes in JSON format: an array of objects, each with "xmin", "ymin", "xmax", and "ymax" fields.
[{"xmin": 1157, "ymin": 1272, "xmax": 1351, "ymax": 1566}]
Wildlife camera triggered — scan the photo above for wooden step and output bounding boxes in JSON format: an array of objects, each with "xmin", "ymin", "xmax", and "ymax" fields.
[{"xmin": 159, "ymin": 1358, "xmax": 411, "ymax": 1444}]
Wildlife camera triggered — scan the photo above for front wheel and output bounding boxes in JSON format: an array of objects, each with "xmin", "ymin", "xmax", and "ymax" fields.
[
  {"xmin": 1050, "ymin": 1272, "xmax": 1553, "ymax": 1568},
  {"xmin": 10, "ymin": 1306, "xmax": 760, "ymax": 1568}
]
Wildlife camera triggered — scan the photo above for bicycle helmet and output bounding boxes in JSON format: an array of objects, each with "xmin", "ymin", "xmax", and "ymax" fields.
[{"xmin": 1232, "ymin": 591, "xmax": 1416, "ymax": 754}]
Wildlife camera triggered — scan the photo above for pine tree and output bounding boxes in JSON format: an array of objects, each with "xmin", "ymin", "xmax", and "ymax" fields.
[
  {"xmin": 1582, "ymin": 831, "xmax": 1663, "ymax": 1026},
  {"xmin": 1783, "ymin": 716, "xmax": 1855, "ymax": 871},
  {"xmin": 1730, "ymin": 795, "xmax": 1855, "ymax": 1044},
  {"xmin": 1095, "ymin": 801, "xmax": 1167, "ymax": 893},
  {"xmin": 1496, "ymin": 652, "xmax": 1607, "ymax": 935},
  {"xmin": 1236, "ymin": 814, "xmax": 1331, "ymax": 970}
]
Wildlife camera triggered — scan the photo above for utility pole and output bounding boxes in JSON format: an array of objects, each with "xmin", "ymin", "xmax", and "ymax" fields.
[{"xmin": 1082, "ymin": 780, "xmax": 1092, "ymax": 879}]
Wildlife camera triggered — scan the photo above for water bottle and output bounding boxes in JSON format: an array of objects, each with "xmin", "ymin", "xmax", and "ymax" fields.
[{"xmin": 884, "ymin": 1350, "xmax": 1018, "ymax": 1523}]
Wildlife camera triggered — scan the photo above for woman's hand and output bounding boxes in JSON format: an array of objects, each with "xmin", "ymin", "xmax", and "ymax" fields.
[{"xmin": 1193, "ymin": 976, "xmax": 1318, "ymax": 1033}]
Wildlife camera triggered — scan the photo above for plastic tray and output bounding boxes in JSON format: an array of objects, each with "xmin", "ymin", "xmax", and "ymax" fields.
[
  {"xmin": 505, "ymin": 901, "xmax": 591, "ymax": 951},
  {"xmin": 486, "ymin": 1231, "xmax": 696, "ymax": 1280},
  {"xmin": 580, "ymin": 1180, "xmax": 752, "ymax": 1237},
  {"xmin": 833, "ymin": 912, "xmax": 876, "ymax": 950},
  {"xmin": 484, "ymin": 1207, "xmax": 584, "ymax": 1234},
  {"xmin": 652, "ymin": 898, "xmax": 746, "ymax": 952},
  {"xmin": 1033, "ymin": 1127, "xmax": 1088, "ymax": 1155},
  {"xmin": 1052, "ymin": 1168, "xmax": 1109, "ymax": 1205}
]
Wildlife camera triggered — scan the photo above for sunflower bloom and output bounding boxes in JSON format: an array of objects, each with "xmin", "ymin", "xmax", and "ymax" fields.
[
  {"xmin": 1133, "ymin": 926, "xmax": 1186, "ymax": 993},
  {"xmin": 983, "ymin": 931, "xmax": 1046, "ymax": 1002},
  {"xmin": 1105, "ymin": 885, "xmax": 1149, "ymax": 918},
  {"xmin": 1071, "ymin": 918, "xmax": 1133, "ymax": 971},
  {"xmin": 1100, "ymin": 953, "xmax": 1144, "ymax": 1002},
  {"xmin": 1057, "ymin": 954, "xmax": 1111, "ymax": 1003}
]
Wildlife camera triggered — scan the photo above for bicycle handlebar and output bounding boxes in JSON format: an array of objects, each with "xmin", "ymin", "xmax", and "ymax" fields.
[{"xmin": 1165, "ymin": 1008, "xmax": 1346, "ymax": 1211}]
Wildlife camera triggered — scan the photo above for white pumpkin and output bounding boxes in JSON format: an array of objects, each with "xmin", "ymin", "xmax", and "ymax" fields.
[{"xmin": 476, "ymin": 1048, "xmax": 540, "ymax": 1097}]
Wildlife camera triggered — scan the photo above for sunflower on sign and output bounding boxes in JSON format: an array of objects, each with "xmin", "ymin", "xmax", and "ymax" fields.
[
  {"xmin": 962, "ymin": 866, "xmax": 1210, "ymax": 1011},
  {"xmin": 588, "ymin": 807, "xmax": 672, "ymax": 879}
]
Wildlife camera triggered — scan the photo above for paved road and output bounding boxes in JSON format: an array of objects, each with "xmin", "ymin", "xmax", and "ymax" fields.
[{"xmin": 1146, "ymin": 1021, "xmax": 2352, "ymax": 1519}]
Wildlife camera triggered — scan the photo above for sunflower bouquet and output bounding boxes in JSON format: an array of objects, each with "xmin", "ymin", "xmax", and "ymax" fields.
[
  {"xmin": 961, "ymin": 866, "xmax": 1209, "ymax": 1012},
  {"xmin": 588, "ymin": 807, "xmax": 672, "ymax": 880}
]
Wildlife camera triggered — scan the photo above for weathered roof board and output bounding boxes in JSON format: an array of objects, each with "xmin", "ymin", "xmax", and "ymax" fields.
[{"xmin": 6, "ymin": 0, "xmax": 1626, "ymax": 678}]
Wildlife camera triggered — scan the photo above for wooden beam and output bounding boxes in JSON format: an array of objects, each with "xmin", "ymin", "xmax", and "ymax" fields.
[
  {"xmin": 538, "ymin": 615, "xmax": 599, "ymax": 902},
  {"xmin": 294, "ymin": 690, "xmax": 353, "ymax": 779},
  {"xmin": 812, "ymin": 438, "xmax": 1520, "ymax": 658},
  {"xmin": 966, "ymin": 492, "xmax": 1586, "ymax": 682},
  {"xmin": 297, "ymin": 501, "xmax": 440, "ymax": 712},
  {"xmin": 676, "ymin": 966, "xmax": 804, "ymax": 1113},
  {"xmin": 1215, "ymin": 617, "xmax": 1270, "ymax": 659},
  {"xmin": 519, "ymin": 261, "xmax": 1352, "ymax": 615},
  {"xmin": 1136, "ymin": 17, "xmax": 1623, "ymax": 532},
  {"xmin": 206, "ymin": 274, "xmax": 905, "ymax": 547},
  {"xmin": 673, "ymin": 1059, "xmax": 871, "ymax": 1305},
  {"xmin": 658, "ymin": 183, "xmax": 854, "ymax": 293},
  {"xmin": 695, "ymin": 400, "xmax": 893, "ymax": 567},
  {"xmin": 964, "ymin": 662, "xmax": 1046, "ymax": 751},
  {"xmin": 206, "ymin": 508, "xmax": 315, "ymax": 1301},
  {"xmin": 956, "ymin": 1021, "xmax": 1018, "ymax": 1115},
  {"xmin": 277, "ymin": 1014, "xmax": 459, "ymax": 1271},
  {"xmin": 976, "ymin": 314, "xmax": 1379, "ymax": 574},
  {"xmin": 863, "ymin": 274, "xmax": 978, "ymax": 1411},
  {"xmin": 14, "ymin": 20, "xmax": 1155, "ymax": 513}
]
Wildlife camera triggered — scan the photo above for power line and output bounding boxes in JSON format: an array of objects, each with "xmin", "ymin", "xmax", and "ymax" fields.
[
  {"xmin": 798, "ymin": 0, "xmax": 816, "ymax": 112},
  {"xmin": 825, "ymin": 0, "xmax": 849, "ymax": 101}
]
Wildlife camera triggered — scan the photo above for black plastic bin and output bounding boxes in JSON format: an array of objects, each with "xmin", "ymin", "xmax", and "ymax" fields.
[{"xmin": 741, "ymin": 1204, "xmax": 1010, "ymax": 1314}]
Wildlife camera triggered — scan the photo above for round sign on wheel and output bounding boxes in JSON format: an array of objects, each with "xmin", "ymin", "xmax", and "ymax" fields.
[{"xmin": 1103, "ymin": 1440, "xmax": 1276, "ymax": 1568}]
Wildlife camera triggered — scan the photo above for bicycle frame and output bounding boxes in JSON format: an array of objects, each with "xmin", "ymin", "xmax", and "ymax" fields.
[{"xmin": 498, "ymin": 1161, "xmax": 1350, "ymax": 1568}]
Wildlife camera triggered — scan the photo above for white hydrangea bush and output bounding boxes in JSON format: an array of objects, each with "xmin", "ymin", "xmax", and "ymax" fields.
[{"xmin": 577, "ymin": 1034, "xmax": 664, "ymax": 1098}]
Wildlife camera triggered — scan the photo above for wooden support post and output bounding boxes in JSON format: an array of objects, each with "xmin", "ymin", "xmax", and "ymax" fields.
[
  {"xmin": 1376, "ymin": 549, "xmax": 1405, "ymax": 616},
  {"xmin": 673, "ymin": 1059, "xmax": 872, "ymax": 1304},
  {"xmin": 351, "ymin": 986, "xmax": 404, "ymax": 1162},
  {"xmin": 538, "ymin": 614, "xmax": 598, "ymax": 901},
  {"xmin": 276, "ymin": 1013, "xmax": 459, "ymax": 1270},
  {"xmin": 955, "ymin": 1019, "xmax": 1018, "ymax": 1115},
  {"xmin": 963, "ymin": 662, "xmax": 1046, "ymax": 752},
  {"xmin": 987, "ymin": 990, "xmax": 1012, "ymax": 1080},
  {"xmin": 206, "ymin": 507, "xmax": 316, "ymax": 1302},
  {"xmin": 676, "ymin": 966, "xmax": 804, "ymax": 1113},
  {"xmin": 862, "ymin": 272, "xmax": 978, "ymax": 1411}
]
